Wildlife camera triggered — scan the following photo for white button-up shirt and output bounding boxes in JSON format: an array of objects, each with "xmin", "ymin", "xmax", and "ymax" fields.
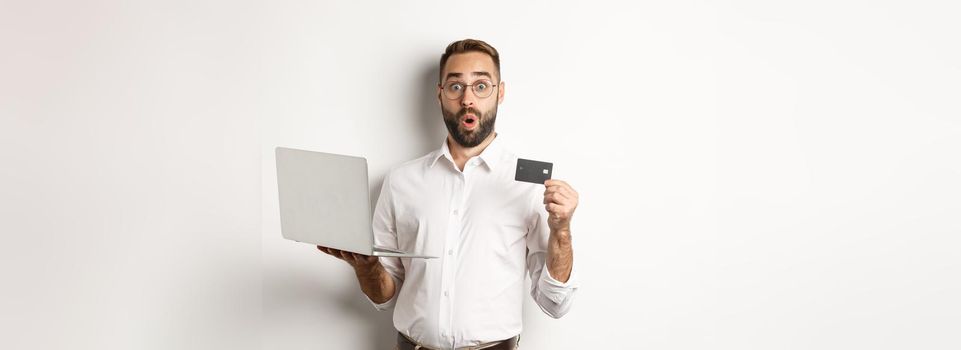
[{"xmin": 368, "ymin": 134, "xmax": 578, "ymax": 349}]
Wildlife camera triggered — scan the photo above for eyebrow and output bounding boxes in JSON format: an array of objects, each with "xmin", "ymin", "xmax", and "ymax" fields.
[{"xmin": 444, "ymin": 71, "xmax": 493, "ymax": 81}]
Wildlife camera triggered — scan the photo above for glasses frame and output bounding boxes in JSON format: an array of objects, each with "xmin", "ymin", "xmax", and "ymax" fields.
[{"xmin": 439, "ymin": 79, "xmax": 500, "ymax": 100}]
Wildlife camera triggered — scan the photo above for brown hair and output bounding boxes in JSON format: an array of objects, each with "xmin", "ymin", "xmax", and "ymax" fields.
[{"xmin": 438, "ymin": 39, "xmax": 501, "ymax": 84}]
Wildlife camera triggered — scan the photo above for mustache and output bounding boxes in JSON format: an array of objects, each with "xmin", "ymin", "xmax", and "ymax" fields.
[{"xmin": 457, "ymin": 108, "xmax": 481, "ymax": 118}]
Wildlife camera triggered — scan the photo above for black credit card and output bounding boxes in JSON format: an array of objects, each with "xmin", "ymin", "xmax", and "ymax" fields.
[{"xmin": 515, "ymin": 158, "xmax": 553, "ymax": 184}]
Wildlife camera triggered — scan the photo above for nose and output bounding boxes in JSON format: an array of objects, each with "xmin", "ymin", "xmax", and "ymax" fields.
[{"xmin": 460, "ymin": 90, "xmax": 476, "ymax": 108}]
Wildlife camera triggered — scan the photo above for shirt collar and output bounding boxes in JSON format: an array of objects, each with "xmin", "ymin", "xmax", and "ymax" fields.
[{"xmin": 429, "ymin": 133, "xmax": 505, "ymax": 171}]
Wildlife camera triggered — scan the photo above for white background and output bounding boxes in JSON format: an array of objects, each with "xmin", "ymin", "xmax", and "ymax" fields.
[{"xmin": 2, "ymin": 1, "xmax": 959, "ymax": 349}]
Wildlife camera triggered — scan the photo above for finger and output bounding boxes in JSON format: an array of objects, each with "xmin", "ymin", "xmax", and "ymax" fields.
[
  {"xmin": 318, "ymin": 246, "xmax": 335, "ymax": 256},
  {"xmin": 546, "ymin": 202, "xmax": 564, "ymax": 216},
  {"xmin": 543, "ymin": 191, "xmax": 570, "ymax": 205},
  {"xmin": 546, "ymin": 199, "xmax": 573, "ymax": 214},
  {"xmin": 555, "ymin": 190, "xmax": 576, "ymax": 209},
  {"xmin": 355, "ymin": 253, "xmax": 377, "ymax": 265},
  {"xmin": 556, "ymin": 184, "xmax": 577, "ymax": 199},
  {"xmin": 545, "ymin": 179, "xmax": 569, "ymax": 188},
  {"xmin": 323, "ymin": 248, "xmax": 344, "ymax": 260},
  {"xmin": 543, "ymin": 186, "xmax": 569, "ymax": 198},
  {"xmin": 350, "ymin": 253, "xmax": 377, "ymax": 266},
  {"xmin": 544, "ymin": 184, "xmax": 573, "ymax": 198},
  {"xmin": 547, "ymin": 187, "xmax": 578, "ymax": 208},
  {"xmin": 345, "ymin": 252, "xmax": 361, "ymax": 264}
]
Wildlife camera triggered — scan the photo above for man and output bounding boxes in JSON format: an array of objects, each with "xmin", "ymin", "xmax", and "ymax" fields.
[{"xmin": 317, "ymin": 39, "xmax": 579, "ymax": 350}]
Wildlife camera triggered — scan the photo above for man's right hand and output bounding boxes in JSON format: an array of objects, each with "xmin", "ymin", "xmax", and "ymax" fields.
[{"xmin": 316, "ymin": 246, "xmax": 379, "ymax": 272}]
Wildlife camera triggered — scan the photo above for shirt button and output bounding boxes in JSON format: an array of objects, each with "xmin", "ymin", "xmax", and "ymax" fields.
[
  {"xmin": 444, "ymin": 290, "xmax": 449, "ymax": 297},
  {"xmin": 452, "ymin": 209, "xmax": 458, "ymax": 215},
  {"xmin": 448, "ymin": 249, "xmax": 453, "ymax": 256}
]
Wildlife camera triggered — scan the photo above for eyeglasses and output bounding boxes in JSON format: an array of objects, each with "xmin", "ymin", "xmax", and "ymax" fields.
[{"xmin": 440, "ymin": 79, "xmax": 499, "ymax": 100}]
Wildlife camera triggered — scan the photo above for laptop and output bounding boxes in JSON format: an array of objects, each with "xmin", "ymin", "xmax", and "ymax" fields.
[{"xmin": 275, "ymin": 147, "xmax": 436, "ymax": 258}]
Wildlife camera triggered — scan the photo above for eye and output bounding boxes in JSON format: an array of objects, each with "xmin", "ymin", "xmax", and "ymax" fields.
[
  {"xmin": 448, "ymin": 83, "xmax": 464, "ymax": 92},
  {"xmin": 475, "ymin": 82, "xmax": 488, "ymax": 91}
]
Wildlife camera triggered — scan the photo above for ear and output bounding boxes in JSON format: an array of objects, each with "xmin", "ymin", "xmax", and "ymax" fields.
[
  {"xmin": 437, "ymin": 84, "xmax": 443, "ymax": 106},
  {"xmin": 497, "ymin": 81, "xmax": 506, "ymax": 105}
]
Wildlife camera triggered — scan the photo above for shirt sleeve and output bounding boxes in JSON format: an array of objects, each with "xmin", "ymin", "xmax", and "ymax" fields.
[
  {"xmin": 525, "ymin": 187, "xmax": 579, "ymax": 319},
  {"xmin": 368, "ymin": 170, "xmax": 405, "ymax": 311}
]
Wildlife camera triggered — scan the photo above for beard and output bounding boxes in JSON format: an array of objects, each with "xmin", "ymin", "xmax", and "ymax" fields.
[{"xmin": 441, "ymin": 104, "xmax": 498, "ymax": 148}]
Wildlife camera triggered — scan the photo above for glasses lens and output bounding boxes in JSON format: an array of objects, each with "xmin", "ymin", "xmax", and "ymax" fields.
[
  {"xmin": 473, "ymin": 80, "xmax": 493, "ymax": 98},
  {"xmin": 444, "ymin": 82, "xmax": 464, "ymax": 99}
]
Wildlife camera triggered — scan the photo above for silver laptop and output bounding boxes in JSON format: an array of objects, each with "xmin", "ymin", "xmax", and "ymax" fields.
[{"xmin": 275, "ymin": 147, "xmax": 436, "ymax": 258}]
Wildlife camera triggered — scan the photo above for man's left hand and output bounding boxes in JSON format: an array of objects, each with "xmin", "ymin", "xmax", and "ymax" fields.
[{"xmin": 543, "ymin": 179, "xmax": 578, "ymax": 233}]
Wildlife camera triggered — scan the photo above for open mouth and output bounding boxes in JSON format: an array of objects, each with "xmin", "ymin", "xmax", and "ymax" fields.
[{"xmin": 462, "ymin": 114, "xmax": 477, "ymax": 128}]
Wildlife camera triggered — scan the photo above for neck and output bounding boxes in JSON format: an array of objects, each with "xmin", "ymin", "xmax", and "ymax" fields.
[{"xmin": 447, "ymin": 131, "xmax": 497, "ymax": 170}]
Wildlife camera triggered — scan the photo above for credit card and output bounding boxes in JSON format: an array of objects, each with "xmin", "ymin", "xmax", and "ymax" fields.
[{"xmin": 515, "ymin": 158, "xmax": 553, "ymax": 184}]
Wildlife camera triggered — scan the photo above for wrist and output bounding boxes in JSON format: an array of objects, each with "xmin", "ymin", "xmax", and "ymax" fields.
[{"xmin": 550, "ymin": 228, "xmax": 572, "ymax": 240}]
